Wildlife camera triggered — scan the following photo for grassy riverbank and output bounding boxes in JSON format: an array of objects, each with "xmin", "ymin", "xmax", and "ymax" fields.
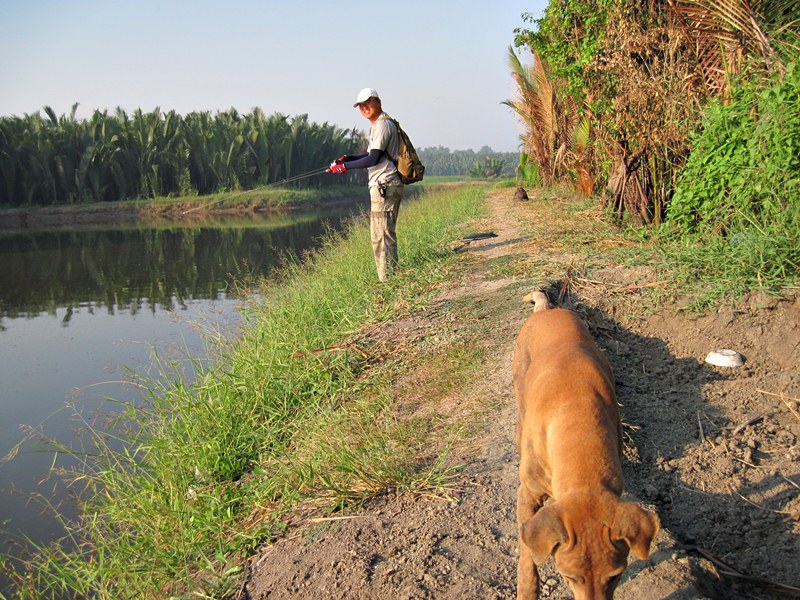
[{"xmin": 3, "ymin": 183, "xmax": 488, "ymax": 598}]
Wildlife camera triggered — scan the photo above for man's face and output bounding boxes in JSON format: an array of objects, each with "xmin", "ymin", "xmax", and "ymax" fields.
[{"xmin": 358, "ymin": 97, "xmax": 380, "ymax": 122}]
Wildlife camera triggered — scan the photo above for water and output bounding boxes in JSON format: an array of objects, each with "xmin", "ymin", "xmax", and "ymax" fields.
[{"xmin": 0, "ymin": 204, "xmax": 359, "ymax": 565}]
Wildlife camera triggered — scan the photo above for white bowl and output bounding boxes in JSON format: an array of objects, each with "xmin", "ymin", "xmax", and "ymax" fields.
[{"xmin": 705, "ymin": 349, "xmax": 745, "ymax": 367}]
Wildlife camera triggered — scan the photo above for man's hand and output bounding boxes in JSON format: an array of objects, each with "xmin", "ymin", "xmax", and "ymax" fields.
[
  {"xmin": 334, "ymin": 155, "xmax": 347, "ymax": 164},
  {"xmin": 328, "ymin": 162, "xmax": 347, "ymax": 174}
]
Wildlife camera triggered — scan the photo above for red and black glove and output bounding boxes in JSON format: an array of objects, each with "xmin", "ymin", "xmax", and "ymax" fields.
[
  {"xmin": 334, "ymin": 155, "xmax": 347, "ymax": 164},
  {"xmin": 328, "ymin": 161, "xmax": 347, "ymax": 174}
]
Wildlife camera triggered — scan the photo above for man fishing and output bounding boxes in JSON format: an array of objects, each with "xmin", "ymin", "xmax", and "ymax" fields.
[{"xmin": 328, "ymin": 88, "xmax": 404, "ymax": 282}]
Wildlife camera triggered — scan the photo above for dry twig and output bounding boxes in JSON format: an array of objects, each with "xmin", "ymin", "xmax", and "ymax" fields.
[
  {"xmin": 758, "ymin": 389, "xmax": 800, "ymax": 423},
  {"xmin": 730, "ymin": 413, "xmax": 766, "ymax": 435},
  {"xmin": 690, "ymin": 545, "xmax": 800, "ymax": 597},
  {"xmin": 734, "ymin": 491, "xmax": 796, "ymax": 517},
  {"xmin": 616, "ymin": 279, "xmax": 671, "ymax": 292},
  {"xmin": 697, "ymin": 410, "xmax": 705, "ymax": 444},
  {"xmin": 308, "ymin": 515, "xmax": 374, "ymax": 523},
  {"xmin": 558, "ymin": 264, "xmax": 575, "ymax": 304}
]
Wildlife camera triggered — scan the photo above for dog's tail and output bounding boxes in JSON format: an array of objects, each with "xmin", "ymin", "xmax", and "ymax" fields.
[{"xmin": 522, "ymin": 290, "xmax": 550, "ymax": 312}]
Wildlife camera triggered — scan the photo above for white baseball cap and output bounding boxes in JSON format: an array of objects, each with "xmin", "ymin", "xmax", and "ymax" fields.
[{"xmin": 353, "ymin": 87, "xmax": 380, "ymax": 107}]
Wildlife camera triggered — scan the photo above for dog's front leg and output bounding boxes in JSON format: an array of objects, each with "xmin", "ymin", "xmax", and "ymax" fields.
[{"xmin": 517, "ymin": 484, "xmax": 541, "ymax": 600}]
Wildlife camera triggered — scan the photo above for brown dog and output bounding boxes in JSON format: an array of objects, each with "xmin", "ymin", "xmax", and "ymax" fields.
[{"xmin": 513, "ymin": 291, "xmax": 659, "ymax": 600}]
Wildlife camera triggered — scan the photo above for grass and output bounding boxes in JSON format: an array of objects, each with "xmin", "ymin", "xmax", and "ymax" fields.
[
  {"xmin": 652, "ymin": 226, "xmax": 800, "ymax": 311},
  {"xmin": 418, "ymin": 176, "xmax": 518, "ymax": 188},
  {"xmin": 2, "ymin": 184, "xmax": 487, "ymax": 599},
  {"xmin": 512, "ymin": 185, "xmax": 798, "ymax": 313},
  {"xmin": 0, "ymin": 185, "xmax": 362, "ymax": 218},
  {"xmin": 157, "ymin": 184, "xmax": 362, "ymax": 211}
]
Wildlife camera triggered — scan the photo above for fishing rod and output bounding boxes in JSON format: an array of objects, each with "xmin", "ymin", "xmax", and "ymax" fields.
[{"xmin": 181, "ymin": 165, "xmax": 331, "ymax": 215}]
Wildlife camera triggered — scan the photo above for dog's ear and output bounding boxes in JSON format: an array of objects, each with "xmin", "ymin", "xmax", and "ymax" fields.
[
  {"xmin": 521, "ymin": 505, "xmax": 566, "ymax": 564},
  {"xmin": 612, "ymin": 501, "xmax": 660, "ymax": 560}
]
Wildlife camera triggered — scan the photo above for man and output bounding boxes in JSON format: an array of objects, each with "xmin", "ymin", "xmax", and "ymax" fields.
[{"xmin": 328, "ymin": 88, "xmax": 404, "ymax": 282}]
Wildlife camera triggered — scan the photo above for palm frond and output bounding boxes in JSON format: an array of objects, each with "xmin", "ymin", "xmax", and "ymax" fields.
[{"xmin": 668, "ymin": 0, "xmax": 786, "ymax": 93}]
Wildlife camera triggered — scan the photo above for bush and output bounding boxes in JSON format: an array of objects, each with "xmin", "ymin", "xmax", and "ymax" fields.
[
  {"xmin": 667, "ymin": 62, "xmax": 800, "ymax": 235},
  {"xmin": 662, "ymin": 61, "xmax": 800, "ymax": 301}
]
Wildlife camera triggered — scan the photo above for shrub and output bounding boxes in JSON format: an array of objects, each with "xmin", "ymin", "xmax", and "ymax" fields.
[
  {"xmin": 662, "ymin": 61, "xmax": 800, "ymax": 300},
  {"xmin": 667, "ymin": 61, "xmax": 800, "ymax": 235}
]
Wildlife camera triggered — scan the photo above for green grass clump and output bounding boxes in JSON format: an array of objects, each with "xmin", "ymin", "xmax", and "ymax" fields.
[{"xmin": 4, "ymin": 185, "xmax": 486, "ymax": 599}]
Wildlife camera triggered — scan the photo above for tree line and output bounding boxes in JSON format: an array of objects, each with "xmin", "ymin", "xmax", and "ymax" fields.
[
  {"xmin": 418, "ymin": 146, "xmax": 519, "ymax": 178},
  {"xmin": 0, "ymin": 103, "xmax": 531, "ymax": 208},
  {"xmin": 0, "ymin": 105, "xmax": 363, "ymax": 207}
]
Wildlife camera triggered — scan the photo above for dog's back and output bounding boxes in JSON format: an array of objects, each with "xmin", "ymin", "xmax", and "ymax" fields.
[{"xmin": 513, "ymin": 308, "xmax": 623, "ymax": 498}]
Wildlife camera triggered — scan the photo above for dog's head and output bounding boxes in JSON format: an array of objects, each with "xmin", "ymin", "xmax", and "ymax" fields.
[{"xmin": 521, "ymin": 497, "xmax": 659, "ymax": 599}]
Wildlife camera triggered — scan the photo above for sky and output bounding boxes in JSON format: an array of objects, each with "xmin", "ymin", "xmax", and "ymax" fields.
[{"xmin": 0, "ymin": 1, "xmax": 547, "ymax": 153}]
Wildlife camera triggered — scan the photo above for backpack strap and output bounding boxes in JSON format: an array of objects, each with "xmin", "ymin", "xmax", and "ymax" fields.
[{"xmin": 378, "ymin": 114, "xmax": 399, "ymax": 165}]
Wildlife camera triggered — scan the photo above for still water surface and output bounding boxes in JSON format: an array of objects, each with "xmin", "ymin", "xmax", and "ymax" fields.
[{"xmin": 0, "ymin": 204, "xmax": 358, "ymax": 558}]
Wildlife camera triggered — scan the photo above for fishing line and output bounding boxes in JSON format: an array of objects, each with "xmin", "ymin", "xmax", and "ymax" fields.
[{"xmin": 181, "ymin": 165, "xmax": 331, "ymax": 215}]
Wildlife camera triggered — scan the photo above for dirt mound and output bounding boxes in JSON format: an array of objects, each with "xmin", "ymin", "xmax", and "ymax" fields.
[{"xmin": 243, "ymin": 188, "xmax": 799, "ymax": 599}]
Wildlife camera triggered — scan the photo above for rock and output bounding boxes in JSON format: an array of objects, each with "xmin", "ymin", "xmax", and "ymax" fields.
[{"xmin": 643, "ymin": 484, "xmax": 659, "ymax": 499}]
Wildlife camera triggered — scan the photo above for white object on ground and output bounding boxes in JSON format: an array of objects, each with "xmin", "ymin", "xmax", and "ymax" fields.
[{"xmin": 705, "ymin": 349, "xmax": 745, "ymax": 367}]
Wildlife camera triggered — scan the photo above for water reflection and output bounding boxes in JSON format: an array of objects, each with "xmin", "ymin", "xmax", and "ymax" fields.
[{"xmin": 0, "ymin": 210, "xmax": 350, "ymax": 324}]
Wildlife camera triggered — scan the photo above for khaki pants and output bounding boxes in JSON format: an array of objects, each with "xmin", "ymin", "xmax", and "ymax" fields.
[{"xmin": 369, "ymin": 184, "xmax": 404, "ymax": 281}]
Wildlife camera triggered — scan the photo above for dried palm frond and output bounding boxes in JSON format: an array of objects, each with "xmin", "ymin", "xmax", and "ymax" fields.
[
  {"xmin": 504, "ymin": 46, "xmax": 559, "ymax": 183},
  {"xmin": 504, "ymin": 46, "xmax": 583, "ymax": 187},
  {"xmin": 668, "ymin": 0, "xmax": 790, "ymax": 93}
]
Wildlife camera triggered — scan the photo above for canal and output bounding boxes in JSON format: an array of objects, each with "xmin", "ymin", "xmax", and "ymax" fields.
[{"xmin": 0, "ymin": 202, "xmax": 360, "ymax": 564}]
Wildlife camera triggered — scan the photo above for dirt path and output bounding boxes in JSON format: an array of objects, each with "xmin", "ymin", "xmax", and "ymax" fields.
[{"xmin": 244, "ymin": 188, "xmax": 799, "ymax": 599}]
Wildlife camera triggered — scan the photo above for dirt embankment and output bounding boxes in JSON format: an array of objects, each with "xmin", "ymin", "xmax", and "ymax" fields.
[
  {"xmin": 243, "ymin": 188, "xmax": 799, "ymax": 599},
  {"xmin": 0, "ymin": 200, "xmax": 271, "ymax": 230}
]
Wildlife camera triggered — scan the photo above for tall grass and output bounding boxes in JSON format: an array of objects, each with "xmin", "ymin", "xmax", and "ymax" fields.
[{"xmin": 3, "ymin": 185, "xmax": 485, "ymax": 599}]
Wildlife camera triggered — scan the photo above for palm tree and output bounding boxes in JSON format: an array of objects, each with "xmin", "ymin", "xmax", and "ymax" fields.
[
  {"xmin": 505, "ymin": 45, "xmax": 591, "ymax": 194},
  {"xmin": 504, "ymin": 46, "xmax": 580, "ymax": 187},
  {"xmin": 504, "ymin": 46, "xmax": 556, "ymax": 184}
]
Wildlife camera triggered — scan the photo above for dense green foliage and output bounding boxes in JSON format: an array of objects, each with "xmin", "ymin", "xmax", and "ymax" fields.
[
  {"xmin": 515, "ymin": 0, "xmax": 799, "ymax": 226},
  {"xmin": 418, "ymin": 146, "xmax": 518, "ymax": 177},
  {"xmin": 660, "ymin": 61, "xmax": 800, "ymax": 301},
  {"xmin": 517, "ymin": 0, "xmax": 613, "ymax": 104},
  {"xmin": 518, "ymin": 152, "xmax": 543, "ymax": 187},
  {"xmin": 668, "ymin": 62, "xmax": 800, "ymax": 234},
  {"xmin": 512, "ymin": 0, "xmax": 799, "ymax": 298},
  {"xmin": 0, "ymin": 106, "xmax": 362, "ymax": 207}
]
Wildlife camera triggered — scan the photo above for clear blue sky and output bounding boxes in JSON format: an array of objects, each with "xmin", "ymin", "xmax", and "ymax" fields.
[{"xmin": 0, "ymin": 1, "xmax": 547, "ymax": 153}]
